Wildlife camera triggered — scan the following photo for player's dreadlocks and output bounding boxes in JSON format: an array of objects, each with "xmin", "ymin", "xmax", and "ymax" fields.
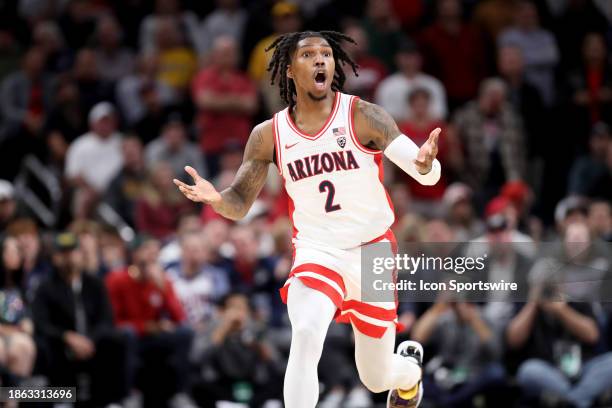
[{"xmin": 266, "ymin": 31, "xmax": 359, "ymax": 107}]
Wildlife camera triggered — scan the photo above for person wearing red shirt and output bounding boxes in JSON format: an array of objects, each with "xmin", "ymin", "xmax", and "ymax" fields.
[
  {"xmin": 105, "ymin": 236, "xmax": 193, "ymax": 407},
  {"xmin": 419, "ymin": 0, "xmax": 486, "ymax": 110},
  {"xmin": 342, "ymin": 24, "xmax": 388, "ymax": 102},
  {"xmin": 398, "ymin": 87, "xmax": 462, "ymax": 216},
  {"xmin": 135, "ymin": 161, "xmax": 194, "ymax": 240},
  {"xmin": 192, "ymin": 35, "xmax": 257, "ymax": 177}
]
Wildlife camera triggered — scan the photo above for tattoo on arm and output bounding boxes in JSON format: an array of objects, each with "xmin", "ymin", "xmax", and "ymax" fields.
[
  {"xmin": 357, "ymin": 100, "xmax": 401, "ymax": 150},
  {"xmin": 212, "ymin": 125, "xmax": 271, "ymax": 220}
]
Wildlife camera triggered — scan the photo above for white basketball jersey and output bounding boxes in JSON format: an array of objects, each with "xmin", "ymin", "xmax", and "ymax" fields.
[{"xmin": 273, "ymin": 92, "xmax": 395, "ymax": 249}]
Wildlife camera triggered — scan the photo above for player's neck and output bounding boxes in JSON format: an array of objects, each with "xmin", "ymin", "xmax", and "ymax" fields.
[{"xmin": 292, "ymin": 91, "xmax": 336, "ymax": 119}]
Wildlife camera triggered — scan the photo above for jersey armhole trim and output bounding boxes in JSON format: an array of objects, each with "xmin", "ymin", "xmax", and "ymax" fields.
[
  {"xmin": 272, "ymin": 113, "xmax": 283, "ymax": 176},
  {"xmin": 348, "ymin": 96, "xmax": 383, "ymax": 155}
]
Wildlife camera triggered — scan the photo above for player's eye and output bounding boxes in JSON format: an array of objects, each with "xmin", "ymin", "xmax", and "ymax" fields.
[
  {"xmin": 302, "ymin": 52, "xmax": 310, "ymax": 58},
  {"xmin": 324, "ymin": 52, "xmax": 331, "ymax": 57}
]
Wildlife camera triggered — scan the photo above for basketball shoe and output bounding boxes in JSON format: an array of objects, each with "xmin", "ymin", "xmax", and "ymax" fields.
[{"xmin": 387, "ymin": 341, "xmax": 423, "ymax": 408}]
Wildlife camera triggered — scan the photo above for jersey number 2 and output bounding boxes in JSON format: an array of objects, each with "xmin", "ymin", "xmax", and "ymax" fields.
[{"xmin": 319, "ymin": 180, "xmax": 341, "ymax": 212}]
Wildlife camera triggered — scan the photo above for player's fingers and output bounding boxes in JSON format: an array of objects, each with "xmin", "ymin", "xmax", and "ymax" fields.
[
  {"xmin": 173, "ymin": 179, "xmax": 190, "ymax": 189},
  {"xmin": 178, "ymin": 185, "xmax": 194, "ymax": 196},
  {"xmin": 184, "ymin": 166, "xmax": 201, "ymax": 182},
  {"xmin": 428, "ymin": 128, "xmax": 441, "ymax": 145},
  {"xmin": 413, "ymin": 158, "xmax": 428, "ymax": 168}
]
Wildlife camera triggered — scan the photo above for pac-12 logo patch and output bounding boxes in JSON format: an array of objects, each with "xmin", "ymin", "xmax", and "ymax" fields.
[{"xmin": 337, "ymin": 136, "xmax": 346, "ymax": 148}]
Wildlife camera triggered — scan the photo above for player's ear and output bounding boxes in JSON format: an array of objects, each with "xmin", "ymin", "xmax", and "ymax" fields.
[{"xmin": 286, "ymin": 65, "xmax": 293, "ymax": 79}]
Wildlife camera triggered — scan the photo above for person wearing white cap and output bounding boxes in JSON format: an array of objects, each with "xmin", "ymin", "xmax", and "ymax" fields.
[{"xmin": 65, "ymin": 102, "xmax": 123, "ymax": 217}]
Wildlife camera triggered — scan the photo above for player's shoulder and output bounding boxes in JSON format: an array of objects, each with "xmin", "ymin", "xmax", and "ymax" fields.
[
  {"xmin": 251, "ymin": 119, "xmax": 274, "ymax": 140},
  {"xmin": 352, "ymin": 98, "xmax": 391, "ymax": 121},
  {"xmin": 246, "ymin": 119, "xmax": 275, "ymax": 161}
]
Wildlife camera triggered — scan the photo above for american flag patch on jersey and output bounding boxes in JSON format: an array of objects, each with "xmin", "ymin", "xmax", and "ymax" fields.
[{"xmin": 332, "ymin": 127, "xmax": 346, "ymax": 136}]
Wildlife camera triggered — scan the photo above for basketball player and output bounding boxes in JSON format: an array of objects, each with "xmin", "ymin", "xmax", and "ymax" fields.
[{"xmin": 174, "ymin": 31, "xmax": 441, "ymax": 408}]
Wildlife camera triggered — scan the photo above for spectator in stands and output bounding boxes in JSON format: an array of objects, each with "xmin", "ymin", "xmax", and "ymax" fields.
[
  {"xmin": 99, "ymin": 227, "xmax": 128, "ymax": 275},
  {"xmin": 552, "ymin": 220, "xmax": 610, "ymax": 302},
  {"xmin": 588, "ymin": 200, "xmax": 612, "ymax": 241},
  {"xmin": 506, "ymin": 246, "xmax": 612, "ymax": 408},
  {"xmin": 145, "ymin": 115, "xmax": 207, "ymax": 182},
  {"xmin": 398, "ymin": 87, "xmax": 461, "ymax": 213},
  {"xmin": 57, "ymin": 0, "xmax": 97, "ymax": 50},
  {"xmin": 135, "ymin": 161, "xmax": 194, "ymax": 240},
  {"xmin": 0, "ymin": 236, "xmax": 36, "ymax": 380},
  {"xmin": 158, "ymin": 212, "xmax": 203, "ymax": 268},
  {"xmin": 93, "ymin": 14, "xmax": 135, "ymax": 83},
  {"xmin": 360, "ymin": 0, "xmax": 404, "ymax": 70},
  {"xmin": 0, "ymin": 181, "xmax": 17, "ymax": 233},
  {"xmin": 68, "ymin": 220, "xmax": 104, "ymax": 277},
  {"xmin": 153, "ymin": 17, "xmax": 197, "ymax": 93},
  {"xmin": 375, "ymin": 37, "xmax": 447, "ymax": 122},
  {"xmin": 65, "ymin": 102, "xmax": 123, "ymax": 218},
  {"xmin": 453, "ymin": 78, "xmax": 526, "ymax": 207},
  {"xmin": 104, "ymin": 134, "xmax": 147, "ymax": 228},
  {"xmin": 139, "ymin": 0, "xmax": 199, "ymax": 55},
  {"xmin": 228, "ymin": 224, "xmax": 275, "ymax": 289},
  {"xmin": 498, "ymin": 0, "xmax": 559, "ymax": 106},
  {"xmin": 44, "ymin": 77, "xmax": 87, "ymax": 156},
  {"xmin": 341, "ymin": 24, "xmax": 388, "ymax": 102},
  {"xmin": 202, "ymin": 218, "xmax": 234, "ymax": 274},
  {"xmin": 228, "ymin": 225, "xmax": 284, "ymax": 324},
  {"xmin": 192, "ymin": 292, "xmax": 284, "ymax": 407},
  {"xmin": 566, "ymin": 32, "xmax": 612, "ymax": 138},
  {"xmin": 198, "ymin": 0, "xmax": 247, "ymax": 58},
  {"xmin": 442, "ymin": 183, "xmax": 485, "ymax": 241},
  {"xmin": 72, "ymin": 48, "xmax": 114, "ymax": 115},
  {"xmin": 32, "ymin": 232, "xmax": 131, "ymax": 405},
  {"xmin": 554, "ymin": 196, "xmax": 590, "ymax": 235},
  {"xmin": 473, "ymin": 0, "xmax": 518, "ymax": 44},
  {"xmin": 31, "ymin": 21, "xmax": 72, "ymax": 74},
  {"xmin": 412, "ymin": 300, "xmax": 506, "ymax": 407},
  {"xmin": 193, "ymin": 35, "xmax": 257, "ymax": 176},
  {"xmin": 497, "ymin": 44, "xmax": 546, "ymax": 162},
  {"xmin": 166, "ymin": 232, "xmax": 230, "ymax": 333},
  {"xmin": 419, "ymin": 0, "xmax": 487, "ymax": 109},
  {"xmin": 553, "ymin": 0, "xmax": 609, "ymax": 71},
  {"xmin": 105, "ymin": 235, "xmax": 194, "ymax": 407},
  {"xmin": 248, "ymin": 1, "xmax": 301, "ymax": 115},
  {"xmin": 0, "ymin": 47, "xmax": 50, "ymax": 138},
  {"xmin": 116, "ymin": 53, "xmax": 176, "ymax": 127},
  {"xmin": 470, "ymin": 196, "xmax": 536, "ymax": 258},
  {"xmin": 0, "ymin": 47, "xmax": 52, "ymax": 179},
  {"xmin": 0, "ymin": 28, "xmax": 22, "ymax": 82},
  {"xmin": 568, "ymin": 122, "xmax": 611, "ymax": 199},
  {"xmin": 6, "ymin": 218, "xmax": 52, "ymax": 302},
  {"xmin": 132, "ymin": 81, "xmax": 180, "ymax": 145}
]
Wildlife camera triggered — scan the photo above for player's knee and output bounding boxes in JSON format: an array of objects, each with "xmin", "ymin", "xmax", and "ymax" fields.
[{"xmin": 291, "ymin": 321, "xmax": 325, "ymax": 356}]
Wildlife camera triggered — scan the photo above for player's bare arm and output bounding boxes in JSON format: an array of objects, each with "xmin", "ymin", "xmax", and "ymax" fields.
[
  {"xmin": 173, "ymin": 120, "xmax": 274, "ymax": 220},
  {"xmin": 354, "ymin": 99, "xmax": 441, "ymax": 180}
]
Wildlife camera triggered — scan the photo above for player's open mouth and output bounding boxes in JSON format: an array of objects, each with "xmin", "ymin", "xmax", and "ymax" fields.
[{"xmin": 314, "ymin": 71, "xmax": 327, "ymax": 90}]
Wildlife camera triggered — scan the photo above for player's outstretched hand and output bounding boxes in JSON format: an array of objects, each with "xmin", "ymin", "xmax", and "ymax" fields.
[
  {"xmin": 173, "ymin": 166, "xmax": 222, "ymax": 204},
  {"xmin": 414, "ymin": 127, "xmax": 440, "ymax": 174}
]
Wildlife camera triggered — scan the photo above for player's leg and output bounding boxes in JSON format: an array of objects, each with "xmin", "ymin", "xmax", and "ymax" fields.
[
  {"xmin": 353, "ymin": 323, "xmax": 421, "ymax": 394},
  {"xmin": 285, "ymin": 279, "xmax": 337, "ymax": 408}
]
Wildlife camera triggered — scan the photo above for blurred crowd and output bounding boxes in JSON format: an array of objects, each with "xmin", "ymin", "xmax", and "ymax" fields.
[{"xmin": 0, "ymin": 0, "xmax": 611, "ymax": 407}]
